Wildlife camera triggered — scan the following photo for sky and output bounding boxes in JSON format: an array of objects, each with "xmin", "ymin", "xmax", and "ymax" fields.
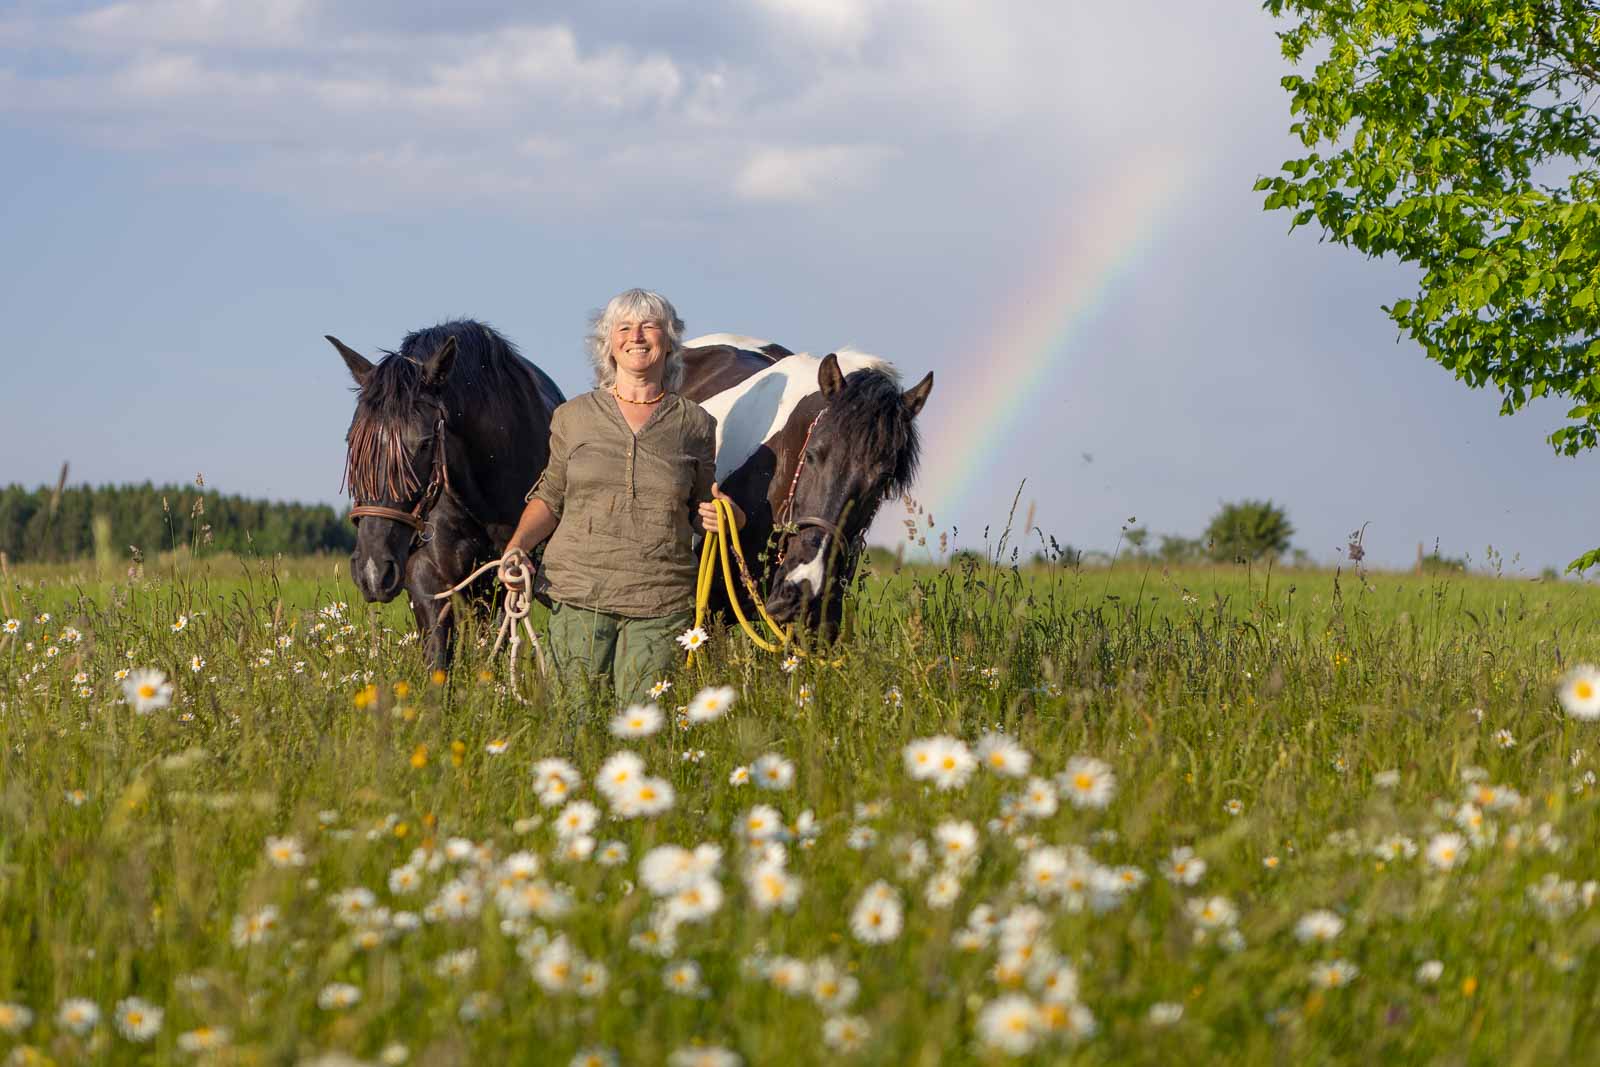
[{"xmin": 0, "ymin": 0, "xmax": 1593, "ymax": 575}]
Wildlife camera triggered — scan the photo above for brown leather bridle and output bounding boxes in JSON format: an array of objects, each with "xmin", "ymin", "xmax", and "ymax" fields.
[
  {"xmin": 348, "ymin": 414, "xmax": 450, "ymax": 544},
  {"xmin": 773, "ymin": 407, "xmax": 853, "ymax": 568}
]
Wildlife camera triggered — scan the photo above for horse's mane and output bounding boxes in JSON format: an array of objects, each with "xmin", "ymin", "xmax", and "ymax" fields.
[
  {"xmin": 831, "ymin": 366, "xmax": 921, "ymax": 494},
  {"xmin": 344, "ymin": 320, "xmax": 526, "ymax": 503}
]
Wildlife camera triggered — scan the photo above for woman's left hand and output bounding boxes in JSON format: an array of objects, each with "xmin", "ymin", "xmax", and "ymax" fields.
[{"xmin": 697, "ymin": 482, "xmax": 745, "ymax": 532}]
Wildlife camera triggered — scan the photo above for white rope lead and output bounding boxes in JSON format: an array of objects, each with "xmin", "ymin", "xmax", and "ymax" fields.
[{"xmin": 431, "ymin": 555, "xmax": 547, "ymax": 697}]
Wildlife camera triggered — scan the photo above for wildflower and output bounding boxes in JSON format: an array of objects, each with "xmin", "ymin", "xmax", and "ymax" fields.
[
  {"xmin": 1224, "ymin": 798, "xmax": 1244, "ymax": 816},
  {"xmin": 597, "ymin": 840, "xmax": 629, "ymax": 866},
  {"xmin": 666, "ymin": 878, "xmax": 724, "ymax": 924},
  {"xmin": 556, "ymin": 800, "xmax": 599, "ymax": 839},
  {"xmin": 1057, "ymin": 756, "xmax": 1115, "ymax": 810},
  {"xmin": 1262, "ymin": 855, "xmax": 1281, "ymax": 870},
  {"xmin": 1426, "ymin": 832, "xmax": 1468, "ymax": 871},
  {"xmin": 176, "ymin": 1025, "xmax": 230, "ymax": 1052},
  {"xmin": 779, "ymin": 653, "xmax": 800, "ymax": 673},
  {"xmin": 171, "ymin": 614, "xmax": 189, "ymax": 633},
  {"xmin": 687, "ymin": 684, "xmax": 736, "ymax": 722},
  {"xmin": 1187, "ymin": 895, "xmax": 1239, "ymax": 929},
  {"xmin": 1373, "ymin": 769, "xmax": 1401, "ymax": 789},
  {"xmin": 433, "ymin": 948, "xmax": 478, "ymax": 980},
  {"xmin": 230, "ymin": 905, "xmax": 280, "ymax": 947},
  {"xmin": 0, "ymin": 1002, "xmax": 32, "ymax": 1034},
  {"xmin": 189, "ymin": 655, "xmax": 205, "ymax": 673},
  {"xmin": 1309, "ymin": 959, "xmax": 1359, "ymax": 988},
  {"xmin": 1017, "ymin": 777, "xmax": 1058, "ymax": 818},
  {"xmin": 1, "ymin": 619, "xmax": 18, "ymax": 635},
  {"xmin": 884, "ymin": 685, "xmax": 903, "ymax": 706},
  {"xmin": 611, "ymin": 703, "xmax": 663, "ymax": 738},
  {"xmin": 1372, "ymin": 834, "xmax": 1417, "ymax": 861},
  {"xmin": 434, "ymin": 878, "xmax": 482, "ymax": 920},
  {"xmin": 810, "ymin": 960, "xmax": 859, "ymax": 1011},
  {"xmin": 649, "ymin": 678, "xmax": 673, "ymax": 698},
  {"xmin": 1560, "ymin": 665, "xmax": 1600, "ymax": 720},
  {"xmin": 976, "ymin": 733, "xmax": 1032, "ymax": 777},
  {"xmin": 728, "ymin": 765, "xmax": 750, "ymax": 786},
  {"xmin": 850, "ymin": 881, "xmax": 904, "ymax": 944},
  {"xmin": 317, "ymin": 983, "xmax": 361, "ymax": 1010},
  {"xmin": 1162, "ymin": 846, "xmax": 1206, "ymax": 886},
  {"xmin": 330, "ymin": 886, "xmax": 378, "ymax": 923},
  {"xmin": 532, "ymin": 758, "xmax": 582, "ymax": 807},
  {"xmin": 56, "ymin": 998, "xmax": 99, "ymax": 1035},
  {"xmin": 111, "ymin": 991, "xmax": 160, "ymax": 1043},
  {"xmin": 846, "ymin": 825, "xmax": 878, "ymax": 850},
  {"xmin": 1495, "ymin": 729, "xmax": 1516, "ymax": 749},
  {"xmin": 741, "ymin": 804, "xmax": 784, "ymax": 843},
  {"xmin": 530, "ymin": 938, "xmax": 576, "ymax": 991},
  {"xmin": 572, "ymin": 1046, "xmax": 619, "ymax": 1067},
  {"xmin": 663, "ymin": 960, "xmax": 705, "ymax": 996},
  {"xmin": 821, "ymin": 1014, "xmax": 870, "ymax": 1052},
  {"xmin": 265, "ymin": 835, "xmax": 306, "ymax": 868},
  {"xmin": 614, "ymin": 775, "xmax": 675, "ymax": 818},
  {"xmin": 925, "ymin": 871, "xmax": 963, "ymax": 908},
  {"xmin": 932, "ymin": 820, "xmax": 979, "ymax": 866},
  {"xmin": 596, "ymin": 750, "xmax": 645, "ymax": 800},
  {"xmin": 899, "ymin": 735, "xmax": 975, "ymax": 789},
  {"xmin": 122, "ymin": 668, "xmax": 173, "ymax": 713},
  {"xmin": 795, "ymin": 683, "xmax": 814, "ymax": 705},
  {"xmin": 745, "ymin": 861, "xmax": 801, "ymax": 912},
  {"xmin": 751, "ymin": 753, "xmax": 795, "ymax": 791},
  {"xmin": 676, "ymin": 626, "xmax": 709, "ymax": 651},
  {"xmin": 1416, "ymin": 960, "xmax": 1444, "ymax": 984},
  {"xmin": 976, "ymin": 993, "xmax": 1041, "ymax": 1054},
  {"xmin": 1294, "ymin": 909, "xmax": 1344, "ymax": 943},
  {"xmin": 485, "ymin": 738, "xmax": 509, "ymax": 754}
]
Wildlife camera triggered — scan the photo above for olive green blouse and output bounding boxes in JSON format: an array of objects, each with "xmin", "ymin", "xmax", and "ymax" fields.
[{"xmin": 529, "ymin": 389, "xmax": 717, "ymax": 618}]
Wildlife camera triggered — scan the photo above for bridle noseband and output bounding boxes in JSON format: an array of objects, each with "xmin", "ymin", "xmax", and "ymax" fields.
[
  {"xmin": 348, "ymin": 414, "xmax": 451, "ymax": 544},
  {"xmin": 774, "ymin": 407, "xmax": 856, "ymax": 568}
]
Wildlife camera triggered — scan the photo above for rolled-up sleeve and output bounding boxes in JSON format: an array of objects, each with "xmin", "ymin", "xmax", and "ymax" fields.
[{"xmin": 528, "ymin": 406, "xmax": 569, "ymax": 518}]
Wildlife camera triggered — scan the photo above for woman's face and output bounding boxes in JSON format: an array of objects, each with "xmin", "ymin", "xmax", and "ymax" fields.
[{"xmin": 610, "ymin": 317, "xmax": 668, "ymax": 381}]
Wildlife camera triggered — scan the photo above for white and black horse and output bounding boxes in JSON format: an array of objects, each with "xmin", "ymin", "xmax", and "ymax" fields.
[
  {"xmin": 329, "ymin": 320, "xmax": 564, "ymax": 668},
  {"xmin": 680, "ymin": 333, "xmax": 932, "ymax": 635}
]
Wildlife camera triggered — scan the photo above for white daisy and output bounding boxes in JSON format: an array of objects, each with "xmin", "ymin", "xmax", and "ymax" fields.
[
  {"xmin": 675, "ymin": 627, "xmax": 709, "ymax": 652},
  {"xmin": 751, "ymin": 753, "xmax": 795, "ymax": 791},
  {"xmin": 1295, "ymin": 909, "xmax": 1344, "ymax": 943},
  {"xmin": 849, "ymin": 880, "xmax": 903, "ymax": 943},
  {"xmin": 1057, "ymin": 755, "xmax": 1115, "ymax": 810},
  {"xmin": 976, "ymin": 994, "xmax": 1040, "ymax": 1055},
  {"xmin": 56, "ymin": 997, "xmax": 99, "ymax": 1035},
  {"xmin": 610, "ymin": 703, "xmax": 663, "ymax": 738},
  {"xmin": 687, "ymin": 684, "xmax": 736, "ymax": 722},
  {"xmin": 1560, "ymin": 665, "xmax": 1600, "ymax": 720},
  {"xmin": 976, "ymin": 733, "xmax": 1032, "ymax": 777},
  {"xmin": 122, "ymin": 668, "xmax": 173, "ymax": 713}
]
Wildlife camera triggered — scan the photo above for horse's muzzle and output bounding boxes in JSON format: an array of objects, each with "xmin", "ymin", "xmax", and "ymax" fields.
[{"xmin": 351, "ymin": 552, "xmax": 404, "ymax": 603}]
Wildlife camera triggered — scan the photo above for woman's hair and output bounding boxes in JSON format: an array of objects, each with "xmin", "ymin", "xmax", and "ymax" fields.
[{"xmin": 586, "ymin": 288, "xmax": 686, "ymax": 392}]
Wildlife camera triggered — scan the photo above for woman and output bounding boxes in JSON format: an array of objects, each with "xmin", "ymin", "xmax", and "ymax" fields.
[{"xmin": 501, "ymin": 289, "xmax": 743, "ymax": 708}]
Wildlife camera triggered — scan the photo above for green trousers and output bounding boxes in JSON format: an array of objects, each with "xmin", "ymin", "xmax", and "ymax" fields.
[{"xmin": 547, "ymin": 601, "xmax": 693, "ymax": 710}]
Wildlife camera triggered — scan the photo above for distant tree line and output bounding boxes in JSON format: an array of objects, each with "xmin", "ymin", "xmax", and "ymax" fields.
[{"xmin": 0, "ymin": 483, "xmax": 355, "ymax": 562}]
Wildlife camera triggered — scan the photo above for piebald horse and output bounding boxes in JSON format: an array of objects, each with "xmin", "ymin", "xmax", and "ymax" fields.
[
  {"xmin": 680, "ymin": 333, "xmax": 933, "ymax": 634},
  {"xmin": 330, "ymin": 320, "xmax": 564, "ymax": 669}
]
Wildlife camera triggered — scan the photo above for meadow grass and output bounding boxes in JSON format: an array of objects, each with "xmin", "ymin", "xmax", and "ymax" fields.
[{"xmin": 2, "ymin": 547, "xmax": 1600, "ymax": 1065}]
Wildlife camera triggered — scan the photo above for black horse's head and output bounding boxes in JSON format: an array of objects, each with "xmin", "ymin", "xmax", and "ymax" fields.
[
  {"xmin": 330, "ymin": 333, "xmax": 457, "ymax": 603},
  {"xmin": 764, "ymin": 354, "xmax": 933, "ymax": 628}
]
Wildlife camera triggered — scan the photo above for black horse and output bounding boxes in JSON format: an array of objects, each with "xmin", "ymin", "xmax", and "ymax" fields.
[
  {"xmin": 328, "ymin": 320, "xmax": 564, "ymax": 668},
  {"xmin": 680, "ymin": 336, "xmax": 932, "ymax": 634}
]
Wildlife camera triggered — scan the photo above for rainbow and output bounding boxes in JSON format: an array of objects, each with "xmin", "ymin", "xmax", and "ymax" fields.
[{"xmin": 909, "ymin": 148, "xmax": 1193, "ymax": 542}]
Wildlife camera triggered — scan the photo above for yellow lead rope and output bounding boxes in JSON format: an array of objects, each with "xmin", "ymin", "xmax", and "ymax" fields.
[{"xmin": 690, "ymin": 497, "xmax": 843, "ymax": 667}]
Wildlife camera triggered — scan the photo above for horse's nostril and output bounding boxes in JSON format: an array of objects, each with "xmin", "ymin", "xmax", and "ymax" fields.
[{"xmin": 381, "ymin": 560, "xmax": 400, "ymax": 590}]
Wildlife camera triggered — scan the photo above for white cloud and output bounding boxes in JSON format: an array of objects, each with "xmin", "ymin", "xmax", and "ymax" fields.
[
  {"xmin": 733, "ymin": 143, "xmax": 892, "ymax": 201},
  {"xmin": 752, "ymin": 0, "xmax": 875, "ymax": 50}
]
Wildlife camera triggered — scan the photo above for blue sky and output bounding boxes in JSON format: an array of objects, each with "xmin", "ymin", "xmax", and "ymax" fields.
[{"xmin": 1, "ymin": 0, "xmax": 1594, "ymax": 574}]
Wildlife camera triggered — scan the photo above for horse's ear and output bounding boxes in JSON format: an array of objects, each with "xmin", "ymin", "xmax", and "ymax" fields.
[
  {"xmin": 326, "ymin": 335, "xmax": 373, "ymax": 386},
  {"xmin": 901, "ymin": 371, "xmax": 933, "ymax": 417},
  {"xmin": 422, "ymin": 335, "xmax": 457, "ymax": 390},
  {"xmin": 818, "ymin": 352, "xmax": 845, "ymax": 399}
]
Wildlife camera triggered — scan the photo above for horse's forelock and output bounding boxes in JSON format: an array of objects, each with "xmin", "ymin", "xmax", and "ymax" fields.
[{"xmin": 825, "ymin": 368, "xmax": 922, "ymax": 493}]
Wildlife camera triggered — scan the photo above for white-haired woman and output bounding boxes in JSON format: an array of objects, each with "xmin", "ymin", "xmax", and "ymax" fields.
[{"xmin": 502, "ymin": 288, "xmax": 743, "ymax": 708}]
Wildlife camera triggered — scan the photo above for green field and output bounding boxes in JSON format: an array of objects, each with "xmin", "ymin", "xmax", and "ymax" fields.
[{"xmin": 3, "ymin": 549, "xmax": 1600, "ymax": 1064}]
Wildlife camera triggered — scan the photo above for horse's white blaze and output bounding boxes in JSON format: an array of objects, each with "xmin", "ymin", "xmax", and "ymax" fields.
[
  {"xmin": 363, "ymin": 557, "xmax": 382, "ymax": 590},
  {"xmin": 700, "ymin": 349, "xmax": 895, "ymax": 481},
  {"xmin": 785, "ymin": 536, "xmax": 828, "ymax": 592},
  {"xmin": 686, "ymin": 333, "xmax": 777, "ymax": 352}
]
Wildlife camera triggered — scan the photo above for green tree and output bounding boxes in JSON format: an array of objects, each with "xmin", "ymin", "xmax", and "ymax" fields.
[
  {"xmin": 1256, "ymin": 1, "xmax": 1600, "ymax": 567},
  {"xmin": 1205, "ymin": 500, "xmax": 1295, "ymax": 562}
]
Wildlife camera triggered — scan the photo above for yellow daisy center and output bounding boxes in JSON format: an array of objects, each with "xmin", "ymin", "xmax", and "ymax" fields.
[
  {"xmin": 1577, "ymin": 681, "xmax": 1595, "ymax": 700},
  {"xmin": 138, "ymin": 684, "xmax": 157, "ymax": 699}
]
